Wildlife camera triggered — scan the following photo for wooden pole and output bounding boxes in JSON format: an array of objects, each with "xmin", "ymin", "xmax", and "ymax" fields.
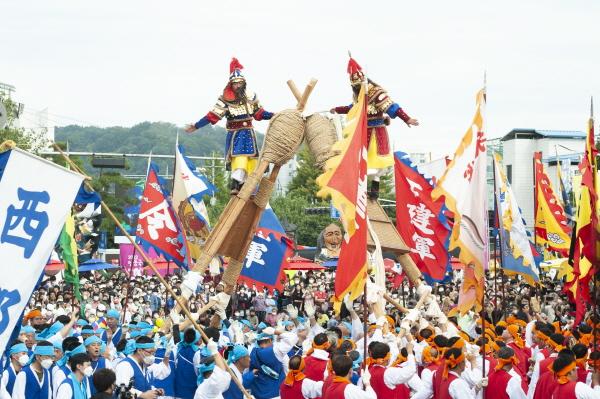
[{"xmin": 52, "ymin": 143, "xmax": 254, "ymax": 399}]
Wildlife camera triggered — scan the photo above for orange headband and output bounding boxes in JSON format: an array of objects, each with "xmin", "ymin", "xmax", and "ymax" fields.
[
  {"xmin": 392, "ymin": 352, "xmax": 408, "ymax": 367},
  {"xmin": 443, "ymin": 353, "xmax": 465, "ymax": 379},
  {"xmin": 306, "ymin": 341, "xmax": 331, "ymax": 356},
  {"xmin": 450, "ymin": 339, "xmax": 465, "ymax": 350},
  {"xmin": 495, "ymin": 355, "xmax": 519, "ymax": 371},
  {"xmin": 579, "ymin": 333, "xmax": 593, "ymax": 347},
  {"xmin": 25, "ymin": 309, "xmax": 42, "ymax": 320},
  {"xmin": 284, "ymin": 358, "xmax": 306, "ymax": 386},
  {"xmin": 366, "ymin": 352, "xmax": 391, "ymax": 367},
  {"xmin": 553, "ymin": 361, "xmax": 576, "ymax": 385},
  {"xmin": 422, "ymin": 346, "xmax": 440, "ymax": 365},
  {"xmin": 508, "ymin": 325, "xmax": 524, "ymax": 349}
]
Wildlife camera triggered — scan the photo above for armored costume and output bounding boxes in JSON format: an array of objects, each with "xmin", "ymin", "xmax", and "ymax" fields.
[
  {"xmin": 188, "ymin": 58, "xmax": 273, "ymax": 192},
  {"xmin": 331, "ymin": 57, "xmax": 418, "ymax": 198}
]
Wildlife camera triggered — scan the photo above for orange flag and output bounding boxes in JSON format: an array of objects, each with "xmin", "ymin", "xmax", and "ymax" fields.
[{"xmin": 317, "ymin": 85, "xmax": 368, "ymax": 306}]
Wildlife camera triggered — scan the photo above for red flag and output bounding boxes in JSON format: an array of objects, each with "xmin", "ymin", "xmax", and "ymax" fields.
[
  {"xmin": 317, "ymin": 85, "xmax": 369, "ymax": 305},
  {"xmin": 136, "ymin": 163, "xmax": 186, "ymax": 267},
  {"xmin": 394, "ymin": 151, "xmax": 451, "ymax": 282}
]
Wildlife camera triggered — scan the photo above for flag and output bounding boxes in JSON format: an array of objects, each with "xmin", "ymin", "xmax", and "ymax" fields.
[
  {"xmin": 557, "ymin": 162, "xmax": 574, "ymax": 222},
  {"xmin": 172, "ymin": 143, "xmax": 216, "ymax": 260},
  {"xmin": 0, "ymin": 147, "xmax": 83, "ymax": 355},
  {"xmin": 394, "ymin": 151, "xmax": 451, "ymax": 282},
  {"xmin": 238, "ymin": 206, "xmax": 293, "ymax": 292},
  {"xmin": 59, "ymin": 214, "xmax": 81, "ymax": 299},
  {"xmin": 431, "ymin": 89, "xmax": 488, "ymax": 315},
  {"xmin": 316, "ymin": 84, "xmax": 368, "ymax": 305},
  {"xmin": 493, "ymin": 154, "xmax": 540, "ymax": 285},
  {"xmin": 136, "ymin": 162, "xmax": 187, "ymax": 267},
  {"xmin": 534, "ymin": 152, "xmax": 571, "ymax": 255},
  {"xmin": 566, "ymin": 106, "xmax": 599, "ymax": 325}
]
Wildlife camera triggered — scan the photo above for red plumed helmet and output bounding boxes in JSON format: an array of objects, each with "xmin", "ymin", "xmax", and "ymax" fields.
[
  {"xmin": 229, "ymin": 57, "xmax": 245, "ymax": 82},
  {"xmin": 347, "ymin": 57, "xmax": 364, "ymax": 85}
]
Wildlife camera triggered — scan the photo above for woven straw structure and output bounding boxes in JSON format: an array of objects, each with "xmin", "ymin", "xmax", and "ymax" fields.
[
  {"xmin": 260, "ymin": 110, "xmax": 305, "ymax": 166},
  {"xmin": 304, "ymin": 114, "xmax": 339, "ymax": 170}
]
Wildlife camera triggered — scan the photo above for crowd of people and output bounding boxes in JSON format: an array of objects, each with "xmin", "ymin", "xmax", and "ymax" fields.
[{"xmin": 2, "ymin": 266, "xmax": 600, "ymax": 399}]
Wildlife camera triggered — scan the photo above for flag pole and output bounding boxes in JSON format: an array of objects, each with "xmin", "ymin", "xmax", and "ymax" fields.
[
  {"xmin": 52, "ymin": 143, "xmax": 254, "ymax": 399},
  {"xmin": 480, "ymin": 75, "xmax": 487, "ymax": 397}
]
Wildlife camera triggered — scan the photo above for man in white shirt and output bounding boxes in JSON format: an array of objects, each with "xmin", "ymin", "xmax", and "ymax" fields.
[{"xmin": 194, "ymin": 340, "xmax": 231, "ymax": 399}]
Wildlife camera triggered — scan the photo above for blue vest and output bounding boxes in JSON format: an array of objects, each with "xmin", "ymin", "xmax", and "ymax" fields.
[
  {"xmin": 22, "ymin": 365, "xmax": 50, "ymax": 399},
  {"xmin": 123, "ymin": 357, "xmax": 152, "ymax": 392},
  {"xmin": 174, "ymin": 345, "xmax": 198, "ymax": 399},
  {"xmin": 101, "ymin": 327, "xmax": 122, "ymax": 347},
  {"xmin": 58, "ymin": 374, "xmax": 90, "ymax": 399},
  {"xmin": 89, "ymin": 357, "xmax": 107, "ymax": 395},
  {"xmin": 248, "ymin": 347, "xmax": 284, "ymax": 399},
  {"xmin": 223, "ymin": 367, "xmax": 252, "ymax": 399},
  {"xmin": 153, "ymin": 348, "xmax": 175, "ymax": 397},
  {"xmin": 5, "ymin": 363, "xmax": 17, "ymax": 395}
]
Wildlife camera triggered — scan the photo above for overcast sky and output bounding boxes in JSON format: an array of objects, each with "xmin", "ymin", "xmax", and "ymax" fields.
[{"xmin": 2, "ymin": 1, "xmax": 598, "ymax": 157}]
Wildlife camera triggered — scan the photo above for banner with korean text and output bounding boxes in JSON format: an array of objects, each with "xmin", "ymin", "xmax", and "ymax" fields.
[{"xmin": 0, "ymin": 148, "xmax": 83, "ymax": 354}]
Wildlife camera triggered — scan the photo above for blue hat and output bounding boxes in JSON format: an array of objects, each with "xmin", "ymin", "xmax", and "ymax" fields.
[
  {"xmin": 52, "ymin": 340, "xmax": 63, "ymax": 350},
  {"xmin": 240, "ymin": 320, "xmax": 254, "ymax": 330},
  {"xmin": 342, "ymin": 322, "xmax": 352, "ymax": 332},
  {"xmin": 107, "ymin": 309, "xmax": 120, "ymax": 320},
  {"xmin": 137, "ymin": 322, "xmax": 152, "ymax": 330},
  {"xmin": 84, "ymin": 335, "xmax": 102, "ymax": 346},
  {"xmin": 38, "ymin": 321, "xmax": 64, "ymax": 339},
  {"xmin": 282, "ymin": 321, "xmax": 294, "ymax": 328},
  {"xmin": 34, "ymin": 345, "xmax": 55, "ymax": 356},
  {"xmin": 76, "ymin": 319, "xmax": 88, "ymax": 327},
  {"xmin": 257, "ymin": 333, "xmax": 273, "ymax": 342},
  {"xmin": 297, "ymin": 317, "xmax": 306, "ymax": 324},
  {"xmin": 257, "ymin": 322, "xmax": 267, "ymax": 331},
  {"xmin": 228, "ymin": 345, "xmax": 249, "ymax": 364},
  {"xmin": 197, "ymin": 361, "xmax": 216, "ymax": 385},
  {"xmin": 21, "ymin": 326, "xmax": 35, "ymax": 334},
  {"xmin": 9, "ymin": 343, "xmax": 28, "ymax": 355}
]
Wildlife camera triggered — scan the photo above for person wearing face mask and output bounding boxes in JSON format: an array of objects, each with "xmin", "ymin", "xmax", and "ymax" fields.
[
  {"xmin": 1, "ymin": 341, "xmax": 30, "ymax": 397},
  {"xmin": 55, "ymin": 353, "xmax": 93, "ymax": 399},
  {"xmin": 84, "ymin": 336, "xmax": 112, "ymax": 396},
  {"xmin": 114, "ymin": 336, "xmax": 170, "ymax": 399},
  {"xmin": 12, "ymin": 340, "xmax": 54, "ymax": 399}
]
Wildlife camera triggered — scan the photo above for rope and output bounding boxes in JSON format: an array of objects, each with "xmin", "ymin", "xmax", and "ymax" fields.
[
  {"xmin": 305, "ymin": 114, "xmax": 339, "ymax": 170},
  {"xmin": 260, "ymin": 110, "xmax": 305, "ymax": 166},
  {"xmin": 254, "ymin": 177, "xmax": 273, "ymax": 208},
  {"xmin": 222, "ymin": 258, "xmax": 244, "ymax": 287}
]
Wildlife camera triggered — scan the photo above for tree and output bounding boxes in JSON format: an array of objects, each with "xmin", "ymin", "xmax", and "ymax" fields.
[
  {"xmin": 286, "ymin": 145, "xmax": 322, "ymax": 201},
  {"xmin": 271, "ymin": 195, "xmax": 332, "ymax": 247},
  {"xmin": 205, "ymin": 155, "xmax": 231, "ymax": 224},
  {"xmin": 0, "ymin": 93, "xmax": 48, "ymax": 152}
]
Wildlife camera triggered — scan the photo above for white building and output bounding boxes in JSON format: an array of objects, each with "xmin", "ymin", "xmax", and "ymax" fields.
[{"xmin": 500, "ymin": 128, "xmax": 585, "ymax": 229}]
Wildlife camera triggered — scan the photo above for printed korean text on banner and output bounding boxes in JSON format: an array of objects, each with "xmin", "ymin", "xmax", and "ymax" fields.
[
  {"xmin": 119, "ymin": 243, "xmax": 161, "ymax": 277},
  {"xmin": 316, "ymin": 84, "xmax": 369, "ymax": 308},
  {"xmin": 431, "ymin": 89, "xmax": 489, "ymax": 315},
  {"xmin": 0, "ymin": 147, "xmax": 83, "ymax": 355},
  {"xmin": 136, "ymin": 162, "xmax": 187, "ymax": 267},
  {"xmin": 238, "ymin": 206, "xmax": 293, "ymax": 292},
  {"xmin": 394, "ymin": 151, "xmax": 451, "ymax": 282}
]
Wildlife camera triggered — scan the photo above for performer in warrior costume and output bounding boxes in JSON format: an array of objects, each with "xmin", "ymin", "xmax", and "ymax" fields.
[
  {"xmin": 185, "ymin": 58, "xmax": 274, "ymax": 194},
  {"xmin": 330, "ymin": 56, "xmax": 419, "ymax": 199}
]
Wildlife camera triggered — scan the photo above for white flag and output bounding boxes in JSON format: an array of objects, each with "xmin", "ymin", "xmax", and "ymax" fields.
[
  {"xmin": 431, "ymin": 89, "xmax": 488, "ymax": 314},
  {"xmin": 0, "ymin": 148, "xmax": 83, "ymax": 353}
]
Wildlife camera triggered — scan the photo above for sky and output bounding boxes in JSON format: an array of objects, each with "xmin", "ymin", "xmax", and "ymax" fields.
[{"xmin": 2, "ymin": 0, "xmax": 599, "ymax": 158}]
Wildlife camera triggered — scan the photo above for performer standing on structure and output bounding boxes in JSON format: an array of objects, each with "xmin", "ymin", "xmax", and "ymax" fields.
[
  {"xmin": 185, "ymin": 58, "xmax": 274, "ymax": 194},
  {"xmin": 330, "ymin": 56, "xmax": 419, "ymax": 199}
]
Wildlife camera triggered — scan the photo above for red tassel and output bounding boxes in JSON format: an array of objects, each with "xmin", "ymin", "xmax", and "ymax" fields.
[
  {"xmin": 347, "ymin": 57, "xmax": 362, "ymax": 75},
  {"xmin": 230, "ymin": 57, "xmax": 244, "ymax": 73}
]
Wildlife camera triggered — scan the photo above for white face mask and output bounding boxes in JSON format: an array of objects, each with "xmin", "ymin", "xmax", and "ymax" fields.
[
  {"xmin": 143, "ymin": 355, "xmax": 155, "ymax": 366},
  {"xmin": 41, "ymin": 359, "xmax": 53, "ymax": 369},
  {"xmin": 83, "ymin": 366, "xmax": 94, "ymax": 377},
  {"xmin": 18, "ymin": 354, "xmax": 29, "ymax": 366}
]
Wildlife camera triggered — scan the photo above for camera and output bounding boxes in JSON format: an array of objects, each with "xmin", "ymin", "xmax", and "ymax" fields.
[{"xmin": 115, "ymin": 378, "xmax": 135, "ymax": 399}]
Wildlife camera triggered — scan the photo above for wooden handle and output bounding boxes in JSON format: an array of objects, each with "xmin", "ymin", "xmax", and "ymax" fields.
[
  {"xmin": 287, "ymin": 80, "xmax": 302, "ymax": 102},
  {"xmin": 298, "ymin": 78, "xmax": 318, "ymax": 111}
]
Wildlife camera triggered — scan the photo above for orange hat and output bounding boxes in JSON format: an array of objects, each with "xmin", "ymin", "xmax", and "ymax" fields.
[
  {"xmin": 25, "ymin": 309, "xmax": 42, "ymax": 321},
  {"xmin": 284, "ymin": 358, "xmax": 305, "ymax": 386}
]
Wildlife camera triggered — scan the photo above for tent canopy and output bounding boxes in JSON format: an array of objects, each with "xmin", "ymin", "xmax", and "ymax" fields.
[{"xmin": 79, "ymin": 259, "xmax": 120, "ymax": 272}]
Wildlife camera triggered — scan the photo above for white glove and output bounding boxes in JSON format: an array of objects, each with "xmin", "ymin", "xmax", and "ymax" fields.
[
  {"xmin": 211, "ymin": 292, "xmax": 231, "ymax": 320},
  {"xmin": 275, "ymin": 326, "xmax": 285, "ymax": 335},
  {"xmin": 286, "ymin": 304, "xmax": 298, "ymax": 319},
  {"xmin": 165, "ymin": 340, "xmax": 175, "ymax": 357},
  {"xmin": 362, "ymin": 367, "xmax": 371, "ymax": 386},
  {"xmin": 169, "ymin": 310, "xmax": 182, "ymax": 325},
  {"xmin": 376, "ymin": 316, "xmax": 387, "ymax": 328},
  {"xmin": 305, "ymin": 302, "xmax": 315, "ymax": 318},
  {"xmin": 263, "ymin": 327, "xmax": 275, "ymax": 336},
  {"xmin": 416, "ymin": 284, "xmax": 432, "ymax": 298},
  {"xmin": 418, "ymin": 317, "xmax": 430, "ymax": 331},
  {"xmin": 343, "ymin": 294, "xmax": 354, "ymax": 311},
  {"xmin": 206, "ymin": 339, "xmax": 218, "ymax": 355},
  {"xmin": 476, "ymin": 377, "xmax": 488, "ymax": 389},
  {"xmin": 400, "ymin": 320, "xmax": 411, "ymax": 331},
  {"xmin": 405, "ymin": 309, "xmax": 420, "ymax": 323},
  {"xmin": 366, "ymin": 280, "xmax": 384, "ymax": 305},
  {"xmin": 181, "ymin": 272, "xmax": 202, "ymax": 299}
]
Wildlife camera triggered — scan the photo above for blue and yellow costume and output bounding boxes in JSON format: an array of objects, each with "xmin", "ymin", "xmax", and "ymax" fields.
[{"xmin": 191, "ymin": 58, "xmax": 273, "ymax": 188}]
